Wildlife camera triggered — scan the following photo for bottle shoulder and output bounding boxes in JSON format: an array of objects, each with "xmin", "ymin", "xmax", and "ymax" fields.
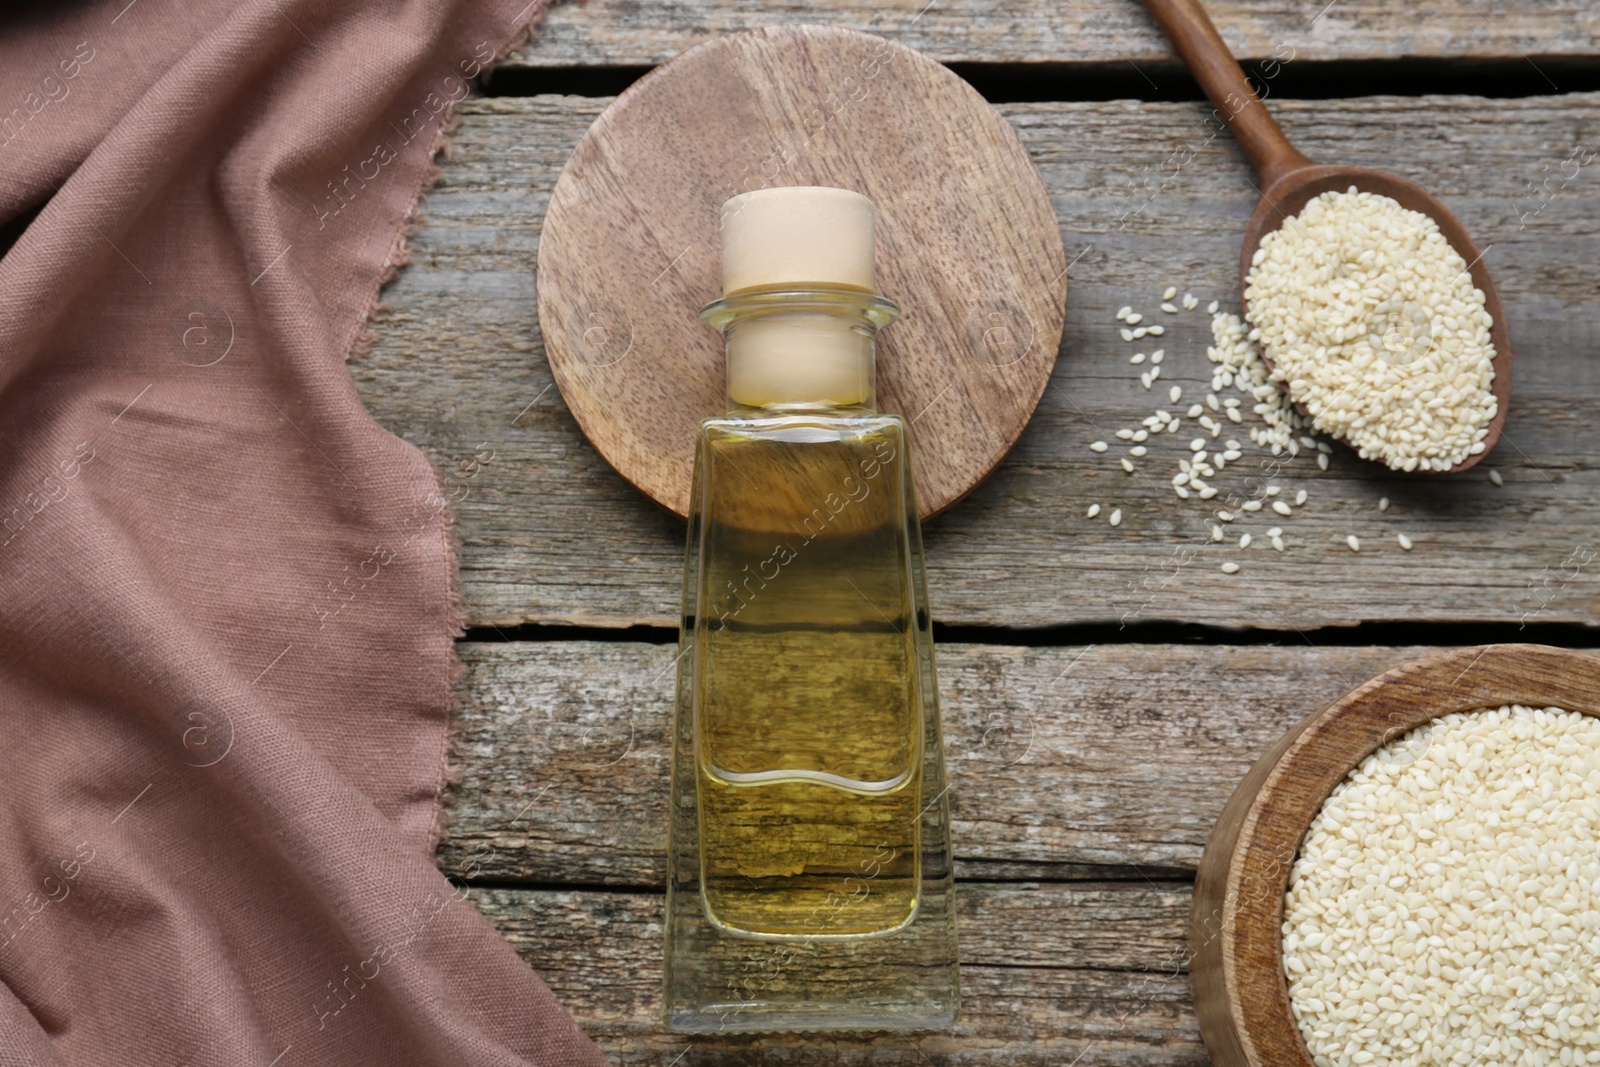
[
  {"xmin": 697, "ymin": 412, "xmax": 907, "ymax": 444},
  {"xmin": 688, "ymin": 410, "xmax": 913, "ymax": 538}
]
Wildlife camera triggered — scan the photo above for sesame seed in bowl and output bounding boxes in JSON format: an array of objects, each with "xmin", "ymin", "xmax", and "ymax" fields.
[{"xmin": 1190, "ymin": 645, "xmax": 1600, "ymax": 1067}]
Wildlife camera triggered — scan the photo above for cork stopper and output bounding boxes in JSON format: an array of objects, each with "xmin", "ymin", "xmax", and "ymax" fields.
[{"xmin": 719, "ymin": 187, "xmax": 877, "ymax": 295}]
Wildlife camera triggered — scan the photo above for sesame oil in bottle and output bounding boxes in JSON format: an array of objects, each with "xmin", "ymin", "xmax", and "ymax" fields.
[{"xmin": 664, "ymin": 187, "xmax": 958, "ymax": 1033}]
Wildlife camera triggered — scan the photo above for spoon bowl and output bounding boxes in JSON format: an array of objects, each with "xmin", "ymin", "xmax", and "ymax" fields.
[{"xmin": 1143, "ymin": 0, "xmax": 1511, "ymax": 472}]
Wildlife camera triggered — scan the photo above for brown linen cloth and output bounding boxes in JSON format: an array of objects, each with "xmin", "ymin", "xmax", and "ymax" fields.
[{"xmin": 0, "ymin": 1, "xmax": 607, "ymax": 1063}]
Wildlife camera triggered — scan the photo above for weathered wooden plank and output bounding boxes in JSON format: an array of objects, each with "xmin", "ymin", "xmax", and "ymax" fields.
[
  {"xmin": 473, "ymin": 880, "xmax": 1205, "ymax": 1065},
  {"xmin": 357, "ymin": 93, "xmax": 1600, "ymax": 630},
  {"xmin": 507, "ymin": 0, "xmax": 1600, "ymax": 69},
  {"xmin": 436, "ymin": 641, "xmax": 1430, "ymax": 884}
]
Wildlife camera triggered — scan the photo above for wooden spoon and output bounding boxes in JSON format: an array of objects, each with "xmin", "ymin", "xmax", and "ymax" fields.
[{"xmin": 1141, "ymin": 0, "xmax": 1511, "ymax": 472}]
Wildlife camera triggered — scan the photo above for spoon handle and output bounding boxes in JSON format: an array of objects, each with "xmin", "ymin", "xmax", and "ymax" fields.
[{"xmin": 1140, "ymin": 0, "xmax": 1312, "ymax": 189}]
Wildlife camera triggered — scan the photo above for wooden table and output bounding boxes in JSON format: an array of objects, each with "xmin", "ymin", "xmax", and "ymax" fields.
[{"xmin": 355, "ymin": 2, "xmax": 1600, "ymax": 1061}]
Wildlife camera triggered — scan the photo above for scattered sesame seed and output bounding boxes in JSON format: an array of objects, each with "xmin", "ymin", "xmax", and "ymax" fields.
[
  {"xmin": 1272, "ymin": 500, "xmax": 1293, "ymax": 516},
  {"xmin": 1109, "ymin": 508, "xmax": 1122, "ymax": 526},
  {"xmin": 1212, "ymin": 524, "xmax": 1224, "ymax": 542},
  {"xmin": 1317, "ymin": 452, "xmax": 1329, "ymax": 470},
  {"xmin": 1187, "ymin": 403, "xmax": 1204, "ymax": 418},
  {"xmin": 1189, "ymin": 439, "xmax": 1205, "ymax": 452},
  {"xmin": 1140, "ymin": 372, "xmax": 1152, "ymax": 389},
  {"xmin": 1169, "ymin": 386, "xmax": 1183, "ymax": 403},
  {"xmin": 1126, "ymin": 312, "xmax": 1143, "ymax": 325},
  {"xmin": 1130, "ymin": 352, "xmax": 1146, "ymax": 364},
  {"xmin": 1089, "ymin": 441, "xmax": 1108, "ymax": 452},
  {"xmin": 1121, "ymin": 328, "xmax": 1135, "ymax": 342},
  {"xmin": 1147, "ymin": 325, "xmax": 1165, "ymax": 336},
  {"xmin": 1207, "ymin": 300, "xmax": 1219, "ymax": 314},
  {"xmin": 1242, "ymin": 500, "xmax": 1262, "ymax": 512},
  {"xmin": 1378, "ymin": 496, "xmax": 1390, "ymax": 512},
  {"xmin": 1161, "ymin": 302, "xmax": 1180, "ymax": 314},
  {"xmin": 1133, "ymin": 326, "xmax": 1149, "ymax": 339},
  {"xmin": 1175, "ymin": 485, "xmax": 1190, "ymax": 499},
  {"xmin": 1239, "ymin": 533, "xmax": 1252, "ymax": 549},
  {"xmin": 1220, "ymin": 561, "xmax": 1240, "ymax": 574},
  {"xmin": 1267, "ymin": 527, "xmax": 1283, "ymax": 537},
  {"xmin": 1162, "ymin": 286, "xmax": 1178, "ymax": 301},
  {"xmin": 1116, "ymin": 428, "xmax": 1135, "ymax": 440},
  {"xmin": 1120, "ymin": 458, "xmax": 1135, "ymax": 473},
  {"xmin": 1271, "ymin": 535, "xmax": 1285, "ymax": 552},
  {"xmin": 1183, "ymin": 293, "xmax": 1199, "ymax": 310},
  {"xmin": 1150, "ymin": 349, "xmax": 1165, "ymax": 365},
  {"xmin": 1295, "ymin": 489, "xmax": 1308, "ymax": 506},
  {"xmin": 1198, "ymin": 486, "xmax": 1218, "ymax": 499},
  {"xmin": 1116, "ymin": 305, "xmax": 1132, "ymax": 320},
  {"xmin": 1130, "ymin": 445, "xmax": 1147, "ymax": 457},
  {"xmin": 1397, "ymin": 533, "xmax": 1413, "ymax": 550},
  {"xmin": 1087, "ymin": 504, "xmax": 1101, "ymax": 518},
  {"xmin": 1489, "ymin": 469, "xmax": 1504, "ymax": 486},
  {"xmin": 1150, "ymin": 365, "xmax": 1162, "ymax": 381},
  {"xmin": 1266, "ymin": 485, "xmax": 1281, "ymax": 496},
  {"xmin": 1132, "ymin": 429, "xmax": 1149, "ymax": 442},
  {"xmin": 1346, "ymin": 534, "xmax": 1361, "ymax": 552}
]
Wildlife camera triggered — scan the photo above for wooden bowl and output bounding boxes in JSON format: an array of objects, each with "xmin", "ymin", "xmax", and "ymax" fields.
[{"xmin": 1191, "ymin": 644, "xmax": 1600, "ymax": 1066}]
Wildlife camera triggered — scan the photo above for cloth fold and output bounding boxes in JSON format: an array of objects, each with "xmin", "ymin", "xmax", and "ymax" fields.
[{"xmin": 0, "ymin": 1, "xmax": 606, "ymax": 1062}]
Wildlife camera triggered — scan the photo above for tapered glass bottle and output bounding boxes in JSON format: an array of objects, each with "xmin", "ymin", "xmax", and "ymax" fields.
[{"xmin": 664, "ymin": 187, "xmax": 958, "ymax": 1033}]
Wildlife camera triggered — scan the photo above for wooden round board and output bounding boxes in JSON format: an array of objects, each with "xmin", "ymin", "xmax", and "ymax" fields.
[{"xmin": 536, "ymin": 24, "xmax": 1067, "ymax": 520}]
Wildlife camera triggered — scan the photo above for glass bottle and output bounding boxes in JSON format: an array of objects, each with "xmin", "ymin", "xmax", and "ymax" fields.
[{"xmin": 664, "ymin": 186, "xmax": 958, "ymax": 1034}]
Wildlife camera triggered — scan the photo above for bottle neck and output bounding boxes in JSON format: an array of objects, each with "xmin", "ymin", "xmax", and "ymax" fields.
[{"xmin": 700, "ymin": 289, "xmax": 900, "ymax": 415}]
